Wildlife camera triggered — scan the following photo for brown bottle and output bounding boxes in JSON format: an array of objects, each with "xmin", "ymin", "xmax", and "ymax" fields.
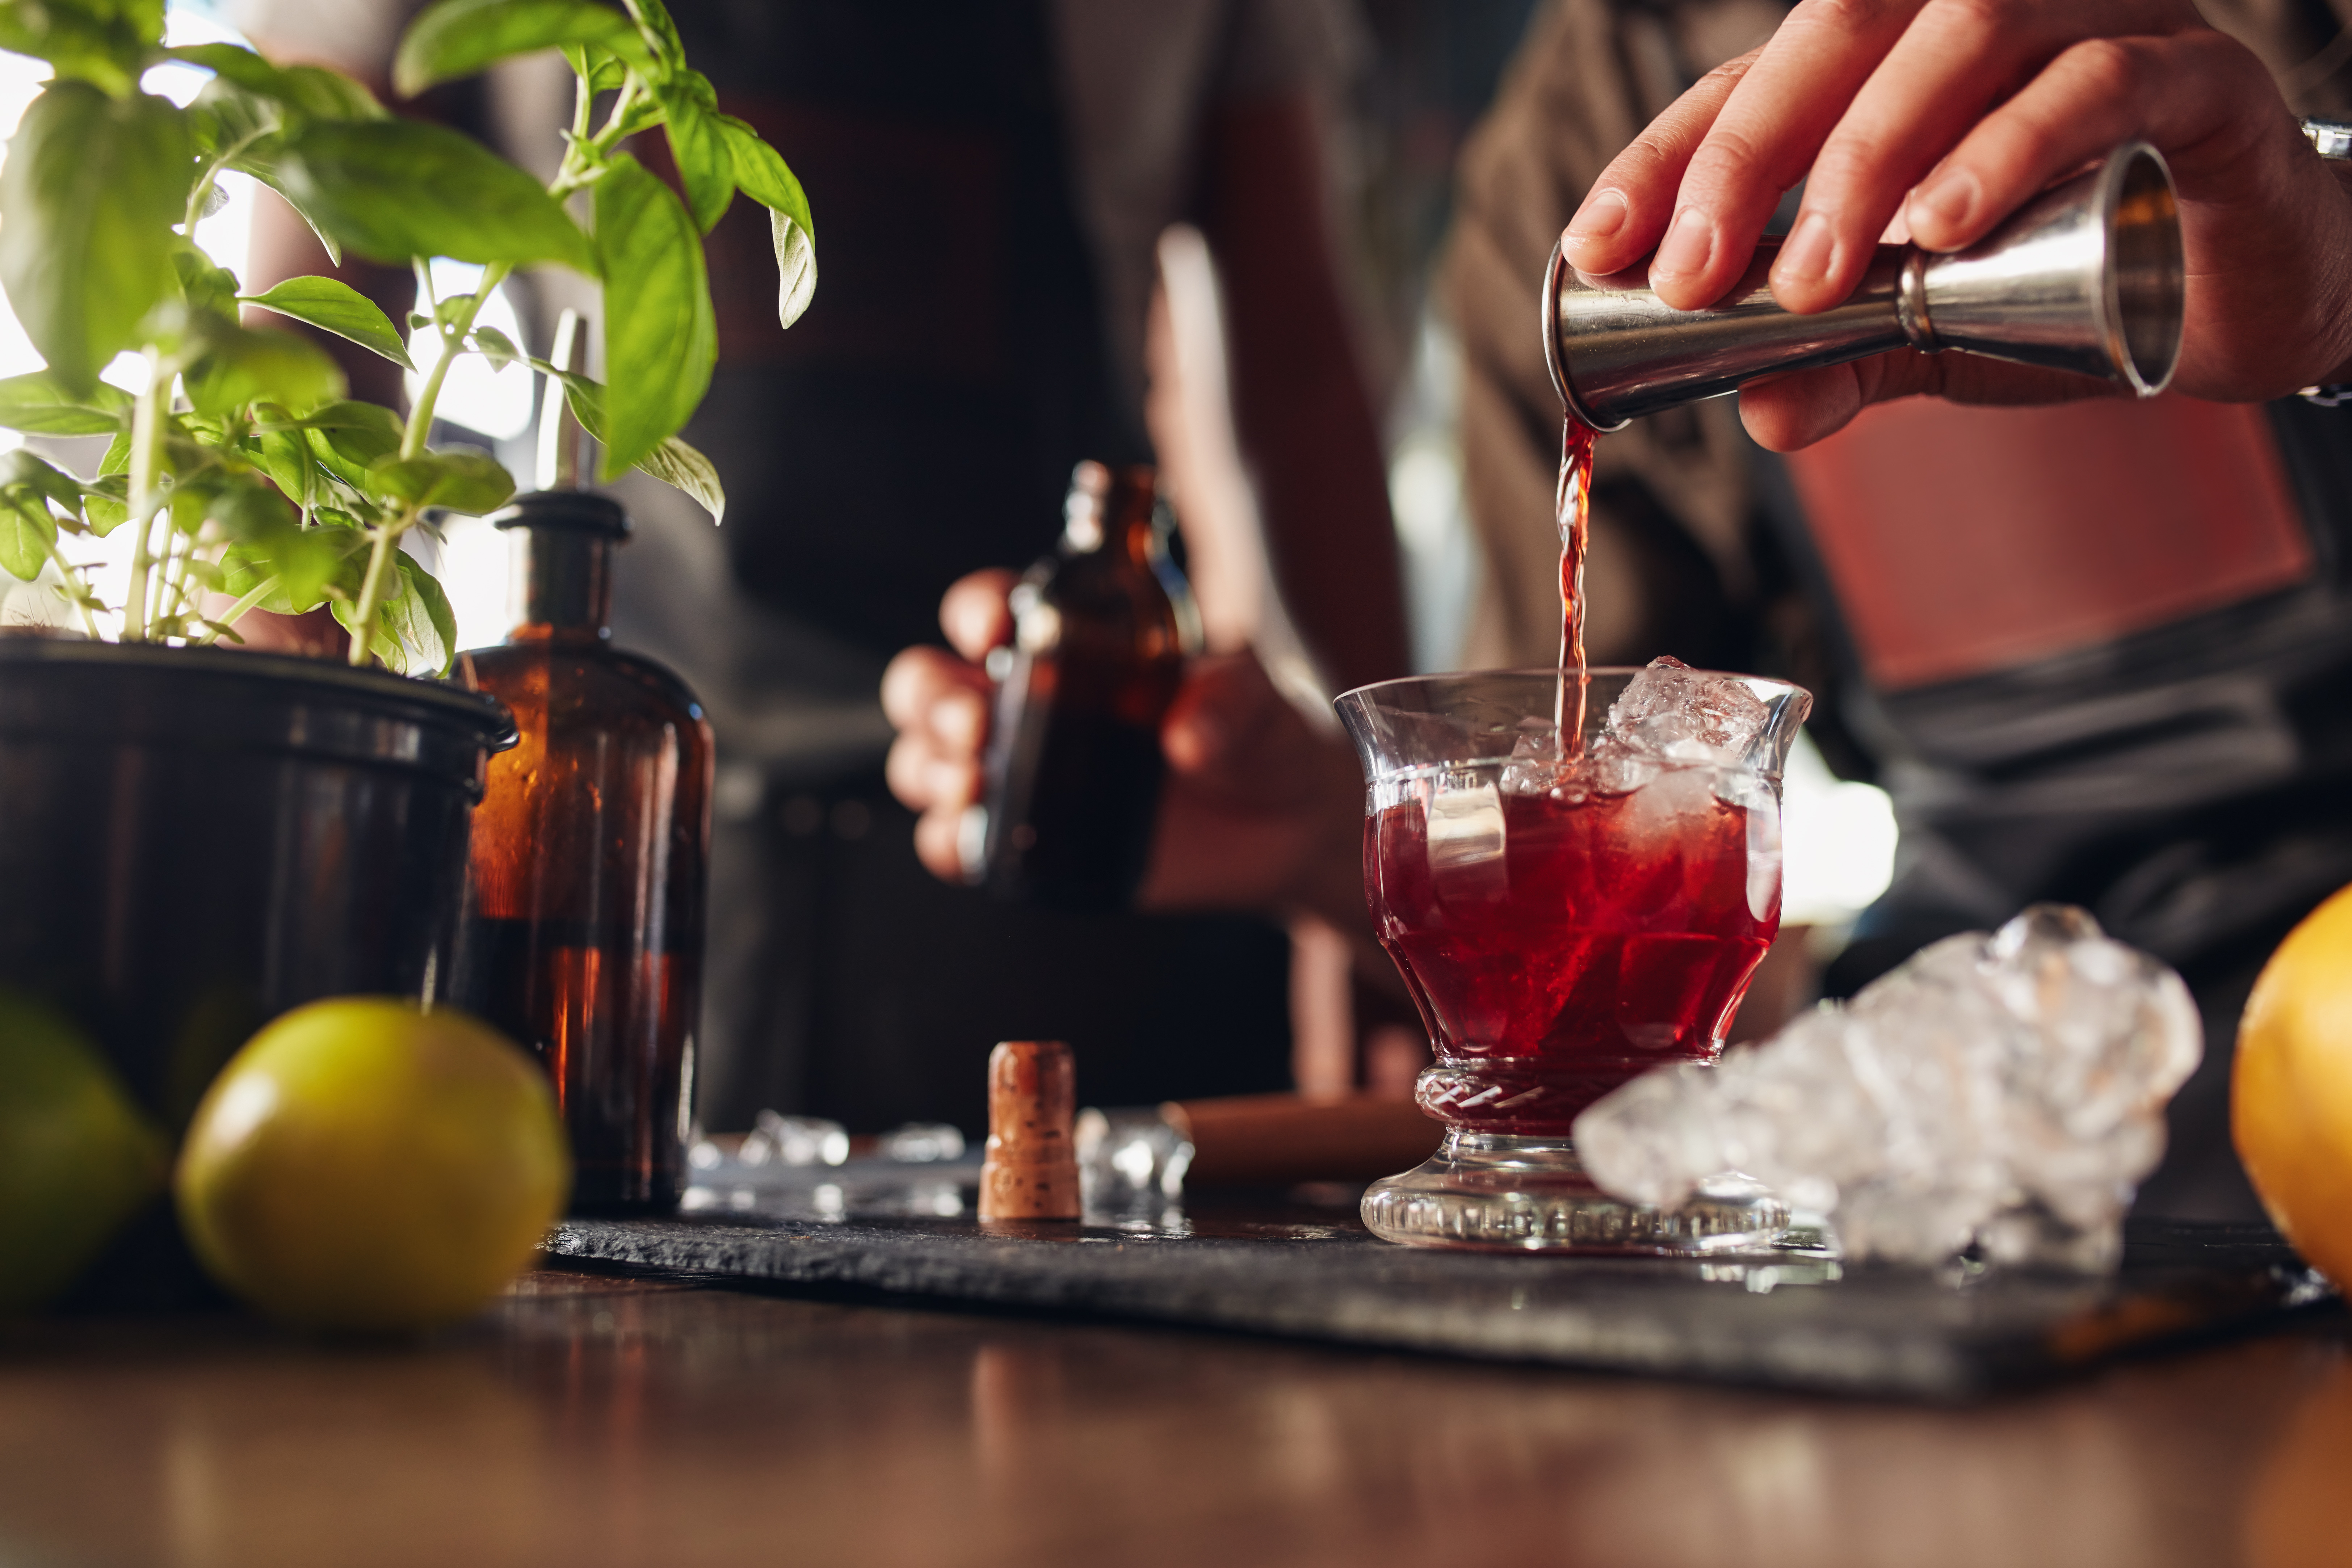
[
  {"xmin": 979, "ymin": 461, "xmax": 1199, "ymax": 908},
  {"xmin": 461, "ymin": 491, "xmax": 714, "ymax": 1213}
]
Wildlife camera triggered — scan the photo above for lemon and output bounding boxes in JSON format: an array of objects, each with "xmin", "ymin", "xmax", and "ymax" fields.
[
  {"xmin": 2235, "ymin": 882, "xmax": 2352, "ymax": 1291},
  {"xmin": 0, "ymin": 991, "xmax": 167, "ymax": 1311},
  {"xmin": 176, "ymin": 998, "xmax": 570, "ymax": 1331}
]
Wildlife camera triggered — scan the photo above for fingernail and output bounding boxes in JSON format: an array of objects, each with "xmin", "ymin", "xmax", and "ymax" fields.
[
  {"xmin": 1650, "ymin": 207, "xmax": 1714, "ymax": 280},
  {"xmin": 1909, "ymin": 165, "xmax": 1980, "ymax": 239},
  {"xmin": 1773, "ymin": 211, "xmax": 1835, "ymax": 289},
  {"xmin": 1566, "ymin": 189, "xmax": 1628, "ymax": 246}
]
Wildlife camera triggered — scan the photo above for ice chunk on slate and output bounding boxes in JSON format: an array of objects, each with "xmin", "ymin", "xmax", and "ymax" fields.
[
  {"xmin": 1574, "ymin": 905, "xmax": 2203, "ymax": 1271},
  {"xmin": 1605, "ymin": 655, "xmax": 1771, "ymax": 763}
]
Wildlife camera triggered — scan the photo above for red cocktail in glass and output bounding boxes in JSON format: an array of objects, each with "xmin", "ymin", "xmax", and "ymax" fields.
[{"xmin": 1336, "ymin": 666, "xmax": 1810, "ymax": 1251}]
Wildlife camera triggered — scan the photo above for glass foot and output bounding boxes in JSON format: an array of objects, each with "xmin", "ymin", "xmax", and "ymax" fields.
[{"xmin": 1361, "ymin": 1132, "xmax": 1793, "ymax": 1254}]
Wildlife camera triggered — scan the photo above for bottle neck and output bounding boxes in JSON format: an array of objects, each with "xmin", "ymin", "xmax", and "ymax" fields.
[
  {"xmin": 1062, "ymin": 465, "xmax": 1163, "ymax": 566},
  {"xmin": 507, "ymin": 526, "xmax": 615, "ymax": 644}
]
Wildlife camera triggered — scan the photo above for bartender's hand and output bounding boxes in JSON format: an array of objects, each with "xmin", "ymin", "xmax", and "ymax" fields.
[
  {"xmin": 1557, "ymin": 0, "xmax": 2352, "ymax": 449},
  {"xmin": 882, "ymin": 571, "xmax": 1370, "ymax": 934}
]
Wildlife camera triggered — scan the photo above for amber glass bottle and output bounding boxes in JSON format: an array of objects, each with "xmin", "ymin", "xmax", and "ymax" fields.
[
  {"xmin": 979, "ymin": 462, "xmax": 1199, "ymax": 908},
  {"xmin": 462, "ymin": 491, "xmax": 714, "ymax": 1213}
]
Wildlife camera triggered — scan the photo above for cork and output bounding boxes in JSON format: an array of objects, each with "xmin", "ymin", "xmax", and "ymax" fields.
[{"xmin": 979, "ymin": 1040, "xmax": 1081, "ymax": 1220}]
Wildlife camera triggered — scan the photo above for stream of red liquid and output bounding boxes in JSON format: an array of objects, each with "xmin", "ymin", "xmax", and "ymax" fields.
[{"xmin": 1555, "ymin": 417, "xmax": 1597, "ymax": 748}]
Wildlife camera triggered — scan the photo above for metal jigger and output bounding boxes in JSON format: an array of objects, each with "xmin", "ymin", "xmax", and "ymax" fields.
[{"xmin": 1543, "ymin": 140, "xmax": 2185, "ymax": 430}]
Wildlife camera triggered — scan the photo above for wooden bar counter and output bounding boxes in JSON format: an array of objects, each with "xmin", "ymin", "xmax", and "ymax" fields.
[{"xmin": 0, "ymin": 1252, "xmax": 2345, "ymax": 1568}]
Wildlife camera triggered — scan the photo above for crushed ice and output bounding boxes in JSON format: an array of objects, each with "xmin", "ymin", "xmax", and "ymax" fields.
[
  {"xmin": 1574, "ymin": 905, "xmax": 2204, "ymax": 1272},
  {"xmin": 1502, "ymin": 657, "xmax": 1775, "ymax": 798},
  {"xmin": 1608, "ymin": 655, "xmax": 1771, "ymax": 761}
]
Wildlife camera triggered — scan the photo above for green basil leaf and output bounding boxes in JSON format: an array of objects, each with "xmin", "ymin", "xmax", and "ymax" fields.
[
  {"xmin": 0, "ymin": 371, "xmax": 131, "ymax": 436},
  {"xmin": 766, "ymin": 209, "xmax": 818, "ymax": 336},
  {"xmin": 189, "ymin": 79, "xmax": 275, "ymax": 159},
  {"xmin": 0, "ymin": 492, "xmax": 56, "ymax": 582},
  {"xmin": 204, "ymin": 478, "xmax": 299, "ymax": 541},
  {"xmin": 0, "ymin": 83, "xmax": 190, "ymax": 394},
  {"xmin": 390, "ymin": 550, "xmax": 457, "ymax": 675},
  {"xmin": 173, "ymin": 245, "xmax": 242, "ymax": 319},
  {"xmin": 301, "ymin": 401, "xmax": 406, "ymax": 489},
  {"xmin": 717, "ymin": 115, "xmax": 815, "ymax": 329},
  {"xmin": 560, "ymin": 41, "xmax": 629, "ymax": 94},
  {"xmin": 592, "ymin": 155, "xmax": 714, "ymax": 479},
  {"xmin": 182, "ymin": 318, "xmax": 348, "ymax": 417},
  {"xmin": 222, "ymin": 126, "xmax": 343, "ymax": 267},
  {"xmin": 470, "ymin": 324, "xmax": 518, "ymax": 372},
  {"xmin": 83, "ymin": 474, "xmax": 130, "ymax": 537},
  {"xmin": 630, "ymin": 425, "xmax": 724, "ymax": 524},
  {"xmin": 631, "ymin": 0, "xmax": 683, "ymax": 71},
  {"xmin": 224, "ymin": 521, "xmax": 366, "ymax": 614},
  {"xmin": 396, "ymin": 0, "xmax": 650, "ymax": 97},
  {"xmin": 244, "ymin": 415, "xmax": 315, "ymax": 505},
  {"xmin": 366, "ymin": 450, "xmax": 516, "ymax": 514},
  {"xmin": 330, "ymin": 554, "xmax": 443, "ymax": 674},
  {"xmin": 241, "ymin": 276, "xmax": 416, "ymax": 369},
  {"xmin": 542, "ymin": 365, "xmax": 723, "ymax": 522},
  {"xmin": 168, "ymin": 474, "xmax": 219, "ymax": 536},
  {"xmin": 0, "ymin": 450, "xmax": 90, "ymax": 513},
  {"xmin": 102, "ymin": 0, "xmax": 165, "ymax": 48},
  {"xmin": 168, "ymin": 45, "xmax": 384, "ymax": 122},
  {"xmin": 0, "ymin": 6, "xmax": 140, "ymax": 96},
  {"xmin": 656, "ymin": 81, "xmax": 732, "ymax": 233},
  {"xmin": 277, "ymin": 64, "xmax": 387, "ymax": 123},
  {"xmin": 274, "ymin": 120, "xmax": 597, "ymax": 275}
]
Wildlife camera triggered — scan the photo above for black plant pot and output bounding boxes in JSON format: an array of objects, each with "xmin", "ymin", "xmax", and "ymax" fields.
[{"xmin": 0, "ymin": 638, "xmax": 516, "ymax": 1305}]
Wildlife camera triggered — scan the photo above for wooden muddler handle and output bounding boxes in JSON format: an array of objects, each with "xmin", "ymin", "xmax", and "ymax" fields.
[{"xmin": 979, "ymin": 1040, "xmax": 1080, "ymax": 1219}]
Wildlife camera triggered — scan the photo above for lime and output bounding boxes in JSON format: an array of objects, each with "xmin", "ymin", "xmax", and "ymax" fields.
[
  {"xmin": 175, "ymin": 998, "xmax": 570, "ymax": 1331},
  {"xmin": 2235, "ymin": 882, "xmax": 2352, "ymax": 1291},
  {"xmin": 0, "ymin": 991, "xmax": 167, "ymax": 1312}
]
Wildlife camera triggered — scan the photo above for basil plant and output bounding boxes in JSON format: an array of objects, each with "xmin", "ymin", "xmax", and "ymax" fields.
[{"xmin": 0, "ymin": 0, "xmax": 812, "ymax": 672}]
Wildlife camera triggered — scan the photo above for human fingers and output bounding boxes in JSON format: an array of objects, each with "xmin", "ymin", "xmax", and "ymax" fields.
[
  {"xmin": 880, "ymin": 645, "xmax": 990, "ymax": 752},
  {"xmin": 1770, "ymin": 1, "xmax": 2201, "ymax": 310},
  {"xmin": 1646, "ymin": 0, "xmax": 1927, "ymax": 310},
  {"xmin": 886, "ymin": 733, "xmax": 978, "ymax": 822},
  {"xmin": 910, "ymin": 803, "xmax": 968, "ymax": 883},
  {"xmin": 938, "ymin": 568, "xmax": 1019, "ymax": 662},
  {"xmin": 1903, "ymin": 28, "xmax": 2281, "ymax": 253},
  {"xmin": 1736, "ymin": 349, "xmax": 2125, "ymax": 450},
  {"xmin": 1561, "ymin": 50, "xmax": 1760, "ymax": 278}
]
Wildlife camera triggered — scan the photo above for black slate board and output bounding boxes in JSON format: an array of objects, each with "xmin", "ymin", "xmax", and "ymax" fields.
[{"xmin": 546, "ymin": 1170, "xmax": 2335, "ymax": 1400}]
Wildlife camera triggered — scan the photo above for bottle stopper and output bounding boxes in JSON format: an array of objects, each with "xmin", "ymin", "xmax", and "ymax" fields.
[{"xmin": 979, "ymin": 1041, "xmax": 1080, "ymax": 1220}]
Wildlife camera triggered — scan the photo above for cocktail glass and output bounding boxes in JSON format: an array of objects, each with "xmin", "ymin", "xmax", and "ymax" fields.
[{"xmin": 1335, "ymin": 668, "xmax": 1811, "ymax": 1252}]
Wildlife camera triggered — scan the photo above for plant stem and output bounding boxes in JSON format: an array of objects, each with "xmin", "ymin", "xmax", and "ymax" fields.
[
  {"xmin": 184, "ymin": 126, "xmax": 269, "ymax": 234},
  {"xmin": 343, "ymin": 509, "xmax": 413, "ymax": 668},
  {"xmin": 119, "ymin": 351, "xmax": 165, "ymax": 643},
  {"xmin": 585, "ymin": 75, "xmax": 642, "ymax": 159},
  {"xmin": 340, "ymin": 257, "xmax": 509, "ymax": 667},
  {"xmin": 157, "ymin": 528, "xmax": 190, "ymax": 635},
  {"xmin": 198, "ymin": 573, "xmax": 278, "ymax": 645},
  {"xmin": 572, "ymin": 59, "xmax": 595, "ymax": 144},
  {"xmin": 43, "ymin": 537, "xmax": 102, "ymax": 640},
  {"xmin": 400, "ymin": 261, "xmax": 509, "ymax": 461}
]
